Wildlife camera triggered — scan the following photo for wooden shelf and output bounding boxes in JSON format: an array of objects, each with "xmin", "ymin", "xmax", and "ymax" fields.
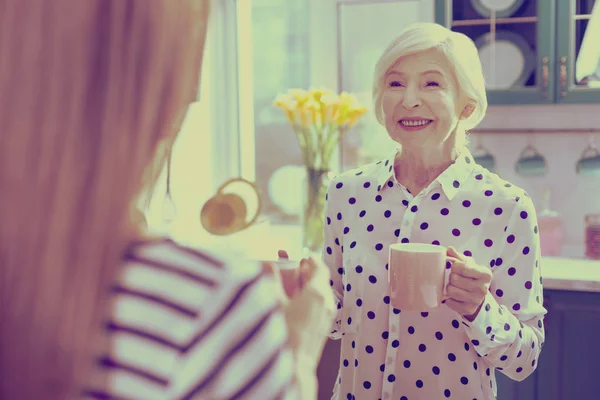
[
  {"xmin": 470, "ymin": 128, "xmax": 600, "ymax": 134},
  {"xmin": 452, "ymin": 16, "xmax": 537, "ymax": 27}
]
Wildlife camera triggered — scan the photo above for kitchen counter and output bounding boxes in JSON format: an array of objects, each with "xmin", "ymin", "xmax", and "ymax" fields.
[
  {"xmin": 184, "ymin": 223, "xmax": 600, "ymax": 293},
  {"xmin": 541, "ymin": 257, "xmax": 600, "ymax": 292}
]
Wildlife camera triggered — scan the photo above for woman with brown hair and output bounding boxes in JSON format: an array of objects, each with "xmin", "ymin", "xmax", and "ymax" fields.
[{"xmin": 0, "ymin": 1, "xmax": 334, "ymax": 399}]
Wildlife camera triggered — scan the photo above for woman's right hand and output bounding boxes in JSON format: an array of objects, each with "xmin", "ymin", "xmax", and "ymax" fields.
[
  {"xmin": 261, "ymin": 251, "xmax": 336, "ymax": 399},
  {"xmin": 276, "ymin": 250, "xmax": 313, "ymax": 298},
  {"xmin": 277, "ymin": 251, "xmax": 336, "ymax": 400}
]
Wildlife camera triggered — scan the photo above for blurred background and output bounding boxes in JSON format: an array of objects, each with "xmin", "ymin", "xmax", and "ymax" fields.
[
  {"xmin": 146, "ymin": 0, "xmax": 600, "ymax": 260},
  {"xmin": 140, "ymin": 1, "xmax": 600, "ymax": 399}
]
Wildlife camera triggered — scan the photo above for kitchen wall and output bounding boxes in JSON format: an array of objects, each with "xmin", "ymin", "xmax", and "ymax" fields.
[{"xmin": 472, "ymin": 103, "xmax": 600, "ymax": 257}]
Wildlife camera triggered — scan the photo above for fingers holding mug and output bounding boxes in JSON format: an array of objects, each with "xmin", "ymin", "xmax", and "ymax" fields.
[
  {"xmin": 274, "ymin": 249, "xmax": 304, "ymax": 298},
  {"xmin": 298, "ymin": 257, "xmax": 320, "ymax": 289},
  {"xmin": 273, "ymin": 250, "xmax": 321, "ymax": 297},
  {"xmin": 278, "ymin": 249, "xmax": 290, "ymax": 260}
]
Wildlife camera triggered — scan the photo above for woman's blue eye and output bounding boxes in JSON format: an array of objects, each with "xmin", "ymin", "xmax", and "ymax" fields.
[
  {"xmin": 389, "ymin": 81, "xmax": 402, "ymax": 87},
  {"xmin": 426, "ymin": 81, "xmax": 440, "ymax": 87}
]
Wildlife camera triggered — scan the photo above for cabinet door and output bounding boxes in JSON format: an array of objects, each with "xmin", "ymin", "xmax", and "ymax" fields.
[
  {"xmin": 555, "ymin": 0, "xmax": 600, "ymax": 103},
  {"xmin": 495, "ymin": 370, "xmax": 537, "ymax": 400},
  {"xmin": 536, "ymin": 290, "xmax": 600, "ymax": 400},
  {"xmin": 317, "ymin": 339, "xmax": 342, "ymax": 400},
  {"xmin": 436, "ymin": 0, "xmax": 556, "ymax": 105},
  {"xmin": 494, "ymin": 294, "xmax": 550, "ymax": 400}
]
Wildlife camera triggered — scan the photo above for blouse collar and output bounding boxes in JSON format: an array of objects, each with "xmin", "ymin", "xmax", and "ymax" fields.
[{"xmin": 374, "ymin": 147, "xmax": 477, "ymax": 201}]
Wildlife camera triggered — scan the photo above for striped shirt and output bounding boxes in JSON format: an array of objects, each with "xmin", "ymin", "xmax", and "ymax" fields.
[{"xmin": 82, "ymin": 239, "xmax": 298, "ymax": 400}]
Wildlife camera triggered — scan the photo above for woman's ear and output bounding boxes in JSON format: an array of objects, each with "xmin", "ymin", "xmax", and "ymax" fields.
[{"xmin": 460, "ymin": 103, "xmax": 476, "ymax": 120}]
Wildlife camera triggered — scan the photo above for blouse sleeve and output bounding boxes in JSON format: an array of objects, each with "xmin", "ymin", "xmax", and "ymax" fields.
[
  {"xmin": 461, "ymin": 194, "xmax": 547, "ymax": 381},
  {"xmin": 322, "ymin": 178, "xmax": 345, "ymax": 340}
]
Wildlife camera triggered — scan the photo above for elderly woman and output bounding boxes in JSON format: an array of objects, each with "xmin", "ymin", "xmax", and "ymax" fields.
[{"xmin": 321, "ymin": 22, "xmax": 546, "ymax": 400}]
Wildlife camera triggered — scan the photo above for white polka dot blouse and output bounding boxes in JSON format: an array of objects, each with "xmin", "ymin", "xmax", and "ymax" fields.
[{"xmin": 322, "ymin": 148, "xmax": 547, "ymax": 400}]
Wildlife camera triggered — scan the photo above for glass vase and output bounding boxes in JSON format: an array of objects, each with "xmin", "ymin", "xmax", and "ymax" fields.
[{"xmin": 302, "ymin": 167, "xmax": 331, "ymax": 253}]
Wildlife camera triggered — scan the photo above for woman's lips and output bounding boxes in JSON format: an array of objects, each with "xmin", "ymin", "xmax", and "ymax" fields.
[
  {"xmin": 398, "ymin": 119, "xmax": 433, "ymax": 130},
  {"xmin": 399, "ymin": 119, "xmax": 433, "ymax": 127}
]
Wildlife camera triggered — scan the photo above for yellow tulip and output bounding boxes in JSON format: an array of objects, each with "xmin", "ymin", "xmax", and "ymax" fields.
[
  {"xmin": 289, "ymin": 89, "xmax": 309, "ymax": 107},
  {"xmin": 310, "ymin": 88, "xmax": 335, "ymax": 103},
  {"xmin": 309, "ymin": 88, "xmax": 324, "ymax": 103},
  {"xmin": 335, "ymin": 109, "xmax": 347, "ymax": 126},
  {"xmin": 273, "ymin": 93, "xmax": 296, "ymax": 111},
  {"xmin": 304, "ymin": 98, "xmax": 320, "ymax": 111},
  {"xmin": 341, "ymin": 91, "xmax": 361, "ymax": 103},
  {"xmin": 274, "ymin": 94, "xmax": 299, "ymax": 126},
  {"xmin": 335, "ymin": 94, "xmax": 349, "ymax": 121},
  {"xmin": 304, "ymin": 99, "xmax": 322, "ymax": 126},
  {"xmin": 320, "ymin": 92, "xmax": 340, "ymax": 125},
  {"xmin": 345, "ymin": 107, "xmax": 368, "ymax": 127},
  {"xmin": 274, "ymin": 88, "xmax": 366, "ymax": 147},
  {"xmin": 295, "ymin": 107, "xmax": 312, "ymax": 128},
  {"xmin": 283, "ymin": 109, "xmax": 296, "ymax": 125},
  {"xmin": 336, "ymin": 92, "xmax": 367, "ymax": 125},
  {"xmin": 320, "ymin": 92, "xmax": 339, "ymax": 105},
  {"xmin": 339, "ymin": 91, "xmax": 352, "ymax": 102}
]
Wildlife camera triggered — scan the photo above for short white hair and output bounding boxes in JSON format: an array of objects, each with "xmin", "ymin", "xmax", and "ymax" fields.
[{"xmin": 372, "ymin": 22, "xmax": 487, "ymax": 132}]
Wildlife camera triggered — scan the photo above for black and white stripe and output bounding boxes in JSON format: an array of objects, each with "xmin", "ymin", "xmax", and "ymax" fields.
[{"xmin": 83, "ymin": 239, "xmax": 297, "ymax": 400}]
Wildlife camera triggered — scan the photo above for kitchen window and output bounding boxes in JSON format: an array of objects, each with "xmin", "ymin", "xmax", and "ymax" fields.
[{"xmin": 231, "ymin": 0, "xmax": 435, "ymax": 225}]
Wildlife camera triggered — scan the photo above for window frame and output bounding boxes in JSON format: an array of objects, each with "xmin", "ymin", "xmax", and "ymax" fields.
[{"xmin": 229, "ymin": 0, "xmax": 342, "ymax": 185}]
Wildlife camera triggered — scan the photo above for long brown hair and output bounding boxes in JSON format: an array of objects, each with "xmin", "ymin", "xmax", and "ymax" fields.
[{"xmin": 0, "ymin": 1, "xmax": 210, "ymax": 398}]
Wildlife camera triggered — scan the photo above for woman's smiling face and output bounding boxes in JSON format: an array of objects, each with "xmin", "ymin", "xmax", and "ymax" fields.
[{"xmin": 382, "ymin": 48, "xmax": 468, "ymax": 150}]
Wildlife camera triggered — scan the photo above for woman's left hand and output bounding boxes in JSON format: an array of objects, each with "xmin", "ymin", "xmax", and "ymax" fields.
[
  {"xmin": 445, "ymin": 246, "xmax": 493, "ymax": 321},
  {"xmin": 262, "ymin": 250, "xmax": 313, "ymax": 299}
]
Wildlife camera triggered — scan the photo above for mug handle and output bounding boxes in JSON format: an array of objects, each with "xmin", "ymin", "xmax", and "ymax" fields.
[
  {"xmin": 216, "ymin": 177, "xmax": 263, "ymax": 231},
  {"xmin": 442, "ymin": 256, "xmax": 460, "ymax": 300}
]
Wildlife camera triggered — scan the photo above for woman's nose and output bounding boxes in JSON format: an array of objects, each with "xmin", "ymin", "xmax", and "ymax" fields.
[{"xmin": 401, "ymin": 86, "xmax": 422, "ymax": 109}]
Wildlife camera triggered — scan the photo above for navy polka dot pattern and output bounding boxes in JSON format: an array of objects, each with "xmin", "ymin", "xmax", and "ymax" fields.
[{"xmin": 322, "ymin": 149, "xmax": 546, "ymax": 400}]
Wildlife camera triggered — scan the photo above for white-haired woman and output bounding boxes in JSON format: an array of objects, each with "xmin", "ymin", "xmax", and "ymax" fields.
[{"xmin": 320, "ymin": 22, "xmax": 546, "ymax": 400}]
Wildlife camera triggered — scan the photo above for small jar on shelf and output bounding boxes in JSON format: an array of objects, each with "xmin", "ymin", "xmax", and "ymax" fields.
[
  {"xmin": 537, "ymin": 188, "xmax": 563, "ymax": 257},
  {"xmin": 585, "ymin": 214, "xmax": 600, "ymax": 260}
]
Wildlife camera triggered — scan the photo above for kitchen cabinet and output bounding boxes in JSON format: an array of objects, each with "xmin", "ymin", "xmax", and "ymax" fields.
[
  {"xmin": 435, "ymin": 0, "xmax": 600, "ymax": 105},
  {"xmin": 556, "ymin": 0, "xmax": 600, "ymax": 103},
  {"xmin": 496, "ymin": 289, "xmax": 600, "ymax": 400}
]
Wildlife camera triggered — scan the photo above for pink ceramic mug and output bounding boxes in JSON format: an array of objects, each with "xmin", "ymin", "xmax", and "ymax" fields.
[{"xmin": 388, "ymin": 243, "xmax": 453, "ymax": 312}]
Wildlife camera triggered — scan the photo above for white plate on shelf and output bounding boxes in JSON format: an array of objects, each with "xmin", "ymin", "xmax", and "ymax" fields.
[
  {"xmin": 475, "ymin": 30, "xmax": 535, "ymax": 90},
  {"xmin": 470, "ymin": 0, "xmax": 525, "ymax": 18},
  {"xmin": 268, "ymin": 165, "xmax": 306, "ymax": 217}
]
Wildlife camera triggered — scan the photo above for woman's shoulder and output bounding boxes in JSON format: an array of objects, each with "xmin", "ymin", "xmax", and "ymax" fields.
[
  {"xmin": 121, "ymin": 237, "xmax": 263, "ymax": 288},
  {"xmin": 117, "ymin": 237, "xmax": 280, "ymax": 343},
  {"xmin": 103, "ymin": 238, "xmax": 290, "ymax": 400},
  {"xmin": 470, "ymin": 167, "xmax": 536, "ymax": 212},
  {"xmin": 328, "ymin": 159, "xmax": 386, "ymax": 190}
]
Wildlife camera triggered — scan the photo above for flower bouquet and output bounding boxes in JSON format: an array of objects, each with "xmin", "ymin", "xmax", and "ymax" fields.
[{"xmin": 273, "ymin": 88, "xmax": 367, "ymax": 251}]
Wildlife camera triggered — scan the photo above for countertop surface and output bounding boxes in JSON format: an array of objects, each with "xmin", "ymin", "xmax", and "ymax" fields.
[
  {"xmin": 541, "ymin": 257, "xmax": 600, "ymax": 292},
  {"xmin": 185, "ymin": 224, "xmax": 600, "ymax": 294}
]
